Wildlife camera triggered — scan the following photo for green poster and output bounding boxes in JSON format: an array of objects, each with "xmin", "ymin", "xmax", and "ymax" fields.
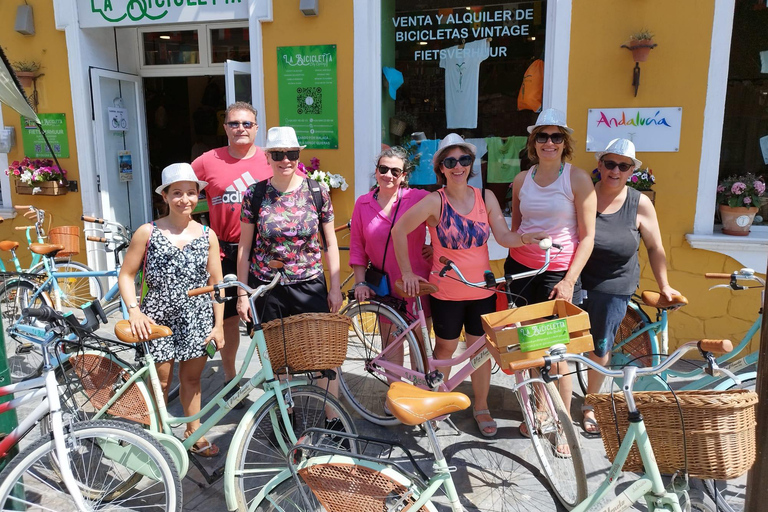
[
  {"xmin": 277, "ymin": 45, "xmax": 338, "ymax": 149},
  {"xmin": 20, "ymin": 113, "xmax": 70, "ymax": 158}
]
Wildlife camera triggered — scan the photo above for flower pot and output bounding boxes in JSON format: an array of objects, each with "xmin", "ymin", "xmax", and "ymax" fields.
[
  {"xmin": 389, "ymin": 118, "xmax": 407, "ymax": 137},
  {"xmin": 718, "ymin": 204, "xmax": 758, "ymax": 236},
  {"xmin": 629, "ymin": 39, "xmax": 654, "ymax": 62},
  {"xmin": 639, "ymin": 190, "xmax": 655, "ymax": 205},
  {"xmin": 14, "ymin": 71, "xmax": 35, "ymax": 89},
  {"xmin": 14, "ymin": 181, "xmax": 68, "ymax": 196}
]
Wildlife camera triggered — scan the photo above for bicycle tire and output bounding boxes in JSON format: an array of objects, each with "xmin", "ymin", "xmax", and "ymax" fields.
[
  {"xmin": 45, "ymin": 261, "xmax": 104, "ymax": 311},
  {"xmin": 340, "ymin": 301, "xmax": 424, "ymax": 426},
  {"xmin": 0, "ymin": 419, "xmax": 182, "ymax": 511},
  {"xmin": 254, "ymin": 473, "xmax": 323, "ymax": 512},
  {"xmin": 0, "ymin": 279, "xmax": 51, "ymax": 382},
  {"xmin": 232, "ymin": 385, "xmax": 357, "ymax": 512},
  {"xmin": 517, "ymin": 378, "xmax": 587, "ymax": 510}
]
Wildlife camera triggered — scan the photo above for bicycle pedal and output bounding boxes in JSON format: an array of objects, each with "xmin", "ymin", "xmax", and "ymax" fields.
[{"xmin": 17, "ymin": 343, "xmax": 35, "ymax": 354}]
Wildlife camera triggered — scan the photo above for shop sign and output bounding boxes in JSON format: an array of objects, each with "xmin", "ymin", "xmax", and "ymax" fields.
[
  {"xmin": 77, "ymin": 0, "xmax": 248, "ymax": 29},
  {"xmin": 277, "ymin": 45, "xmax": 338, "ymax": 150},
  {"xmin": 586, "ymin": 107, "xmax": 683, "ymax": 153},
  {"xmin": 20, "ymin": 113, "xmax": 70, "ymax": 159}
]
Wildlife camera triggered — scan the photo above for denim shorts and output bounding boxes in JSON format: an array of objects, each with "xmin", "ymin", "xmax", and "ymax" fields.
[{"xmin": 581, "ymin": 290, "xmax": 631, "ymax": 358}]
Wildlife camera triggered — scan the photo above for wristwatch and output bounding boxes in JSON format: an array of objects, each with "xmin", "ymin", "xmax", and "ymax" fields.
[{"xmin": 128, "ymin": 302, "xmax": 139, "ymax": 309}]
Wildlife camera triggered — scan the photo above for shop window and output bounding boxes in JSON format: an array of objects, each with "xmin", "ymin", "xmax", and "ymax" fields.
[
  {"xmin": 382, "ymin": 0, "xmax": 546, "ymax": 211},
  {"xmin": 210, "ymin": 27, "xmax": 250, "ymax": 63},
  {"xmin": 143, "ymin": 30, "xmax": 200, "ymax": 66}
]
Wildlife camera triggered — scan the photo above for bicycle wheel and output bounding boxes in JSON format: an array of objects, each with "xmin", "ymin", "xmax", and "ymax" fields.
[
  {"xmin": 233, "ymin": 385, "xmax": 357, "ymax": 512},
  {"xmin": 340, "ymin": 301, "xmax": 423, "ymax": 426},
  {"xmin": 517, "ymin": 378, "xmax": 587, "ymax": 510},
  {"xmin": 255, "ymin": 474, "xmax": 322, "ymax": 512},
  {"xmin": 0, "ymin": 419, "xmax": 182, "ymax": 511},
  {"xmin": 0, "ymin": 279, "xmax": 50, "ymax": 382},
  {"xmin": 46, "ymin": 261, "xmax": 104, "ymax": 311}
]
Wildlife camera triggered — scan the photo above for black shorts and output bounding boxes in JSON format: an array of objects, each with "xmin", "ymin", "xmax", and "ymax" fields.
[
  {"xmin": 430, "ymin": 295, "xmax": 496, "ymax": 340},
  {"xmin": 220, "ymin": 250, "xmax": 239, "ymax": 320},
  {"xmin": 249, "ymin": 274, "xmax": 329, "ymax": 324},
  {"xmin": 503, "ymin": 256, "xmax": 582, "ymax": 307}
]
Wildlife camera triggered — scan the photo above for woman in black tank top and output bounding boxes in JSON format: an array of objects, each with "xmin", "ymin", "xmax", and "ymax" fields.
[{"xmin": 580, "ymin": 139, "xmax": 680, "ymax": 435}]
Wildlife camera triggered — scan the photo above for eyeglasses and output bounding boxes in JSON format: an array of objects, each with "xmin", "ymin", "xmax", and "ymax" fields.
[
  {"xmin": 377, "ymin": 165, "xmax": 404, "ymax": 178},
  {"xmin": 441, "ymin": 154, "xmax": 474, "ymax": 169},
  {"xmin": 225, "ymin": 121, "xmax": 256, "ymax": 129},
  {"xmin": 534, "ymin": 132, "xmax": 565, "ymax": 144},
  {"xmin": 268, "ymin": 150, "xmax": 301, "ymax": 161},
  {"xmin": 601, "ymin": 160, "xmax": 634, "ymax": 172}
]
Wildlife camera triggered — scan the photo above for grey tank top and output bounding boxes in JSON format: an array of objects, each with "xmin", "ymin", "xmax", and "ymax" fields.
[{"xmin": 581, "ymin": 187, "xmax": 641, "ymax": 295}]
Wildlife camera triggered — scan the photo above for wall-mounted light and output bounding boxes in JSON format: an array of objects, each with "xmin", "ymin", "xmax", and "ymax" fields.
[
  {"xmin": 15, "ymin": 5, "xmax": 35, "ymax": 36},
  {"xmin": 418, "ymin": 41, "xmax": 428, "ymax": 46},
  {"xmin": 159, "ymin": 35, "xmax": 171, "ymax": 40},
  {"xmin": 300, "ymin": 0, "xmax": 319, "ymax": 16},
  {"xmin": 621, "ymin": 35, "xmax": 657, "ymax": 97}
]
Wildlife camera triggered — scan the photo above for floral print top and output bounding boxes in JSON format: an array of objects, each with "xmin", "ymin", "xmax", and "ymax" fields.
[{"xmin": 241, "ymin": 178, "xmax": 334, "ymax": 282}]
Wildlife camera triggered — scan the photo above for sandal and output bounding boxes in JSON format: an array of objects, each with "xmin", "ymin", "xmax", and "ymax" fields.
[
  {"xmin": 519, "ymin": 419, "xmax": 572, "ymax": 458},
  {"xmin": 189, "ymin": 439, "xmax": 220, "ymax": 457},
  {"xmin": 473, "ymin": 409, "xmax": 498, "ymax": 438},
  {"xmin": 581, "ymin": 405, "xmax": 601, "ymax": 436}
]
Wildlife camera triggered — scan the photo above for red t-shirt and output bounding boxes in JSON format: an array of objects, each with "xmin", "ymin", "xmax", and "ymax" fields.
[{"xmin": 191, "ymin": 147, "xmax": 273, "ymax": 243}]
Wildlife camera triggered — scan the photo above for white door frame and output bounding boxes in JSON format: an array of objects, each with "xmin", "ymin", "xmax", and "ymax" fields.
[{"xmin": 225, "ymin": 60, "xmax": 252, "ymax": 105}]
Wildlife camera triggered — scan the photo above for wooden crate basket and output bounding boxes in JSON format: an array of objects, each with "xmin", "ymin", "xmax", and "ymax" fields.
[
  {"xmin": 481, "ymin": 299, "xmax": 593, "ymax": 372},
  {"xmin": 48, "ymin": 226, "xmax": 80, "ymax": 257}
]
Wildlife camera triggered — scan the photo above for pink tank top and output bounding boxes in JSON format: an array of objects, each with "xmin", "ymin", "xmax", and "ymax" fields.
[
  {"xmin": 429, "ymin": 187, "xmax": 494, "ymax": 301},
  {"xmin": 508, "ymin": 163, "xmax": 578, "ymax": 271}
]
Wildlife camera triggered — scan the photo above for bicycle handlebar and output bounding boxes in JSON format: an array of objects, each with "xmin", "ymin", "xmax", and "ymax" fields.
[
  {"xmin": 334, "ymin": 220, "xmax": 351, "ymax": 232},
  {"xmin": 14, "ymin": 226, "xmax": 34, "ymax": 231},
  {"xmin": 13, "ymin": 205, "xmax": 32, "ymax": 210},
  {"xmin": 81, "ymin": 215, "xmax": 105, "ymax": 224},
  {"xmin": 87, "ymin": 236, "xmax": 108, "ymax": 243},
  {"xmin": 704, "ymin": 273, "xmax": 732, "ymax": 279}
]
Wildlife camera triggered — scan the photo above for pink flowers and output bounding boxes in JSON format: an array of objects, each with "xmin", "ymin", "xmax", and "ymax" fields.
[
  {"xmin": 743, "ymin": 197, "xmax": 752, "ymax": 205},
  {"xmin": 731, "ymin": 182, "xmax": 747, "ymax": 195},
  {"xmin": 5, "ymin": 157, "xmax": 67, "ymax": 185},
  {"xmin": 717, "ymin": 173, "xmax": 765, "ymax": 208},
  {"xmin": 755, "ymin": 181, "xmax": 766, "ymax": 195}
]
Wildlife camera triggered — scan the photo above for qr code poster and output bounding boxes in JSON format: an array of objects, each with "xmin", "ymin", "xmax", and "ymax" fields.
[{"xmin": 277, "ymin": 45, "xmax": 339, "ymax": 149}]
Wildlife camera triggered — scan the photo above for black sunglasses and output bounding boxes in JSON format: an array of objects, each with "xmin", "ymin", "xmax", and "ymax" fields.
[
  {"xmin": 442, "ymin": 154, "xmax": 473, "ymax": 169},
  {"xmin": 601, "ymin": 160, "xmax": 634, "ymax": 172},
  {"xmin": 225, "ymin": 121, "xmax": 256, "ymax": 129},
  {"xmin": 534, "ymin": 132, "xmax": 565, "ymax": 144},
  {"xmin": 268, "ymin": 150, "xmax": 301, "ymax": 161},
  {"xmin": 377, "ymin": 165, "xmax": 404, "ymax": 178}
]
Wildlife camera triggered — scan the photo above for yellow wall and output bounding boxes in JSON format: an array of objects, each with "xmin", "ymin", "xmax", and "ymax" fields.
[
  {"xmin": 1, "ymin": 0, "xmax": 86, "ymax": 264},
  {"xmin": 568, "ymin": 0, "xmax": 761, "ymax": 351}
]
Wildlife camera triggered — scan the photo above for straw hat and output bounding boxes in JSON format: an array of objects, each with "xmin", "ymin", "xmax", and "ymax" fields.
[
  {"xmin": 595, "ymin": 138, "xmax": 642, "ymax": 169},
  {"xmin": 432, "ymin": 133, "xmax": 478, "ymax": 169},
  {"xmin": 155, "ymin": 163, "xmax": 207, "ymax": 194},
  {"xmin": 527, "ymin": 108, "xmax": 574, "ymax": 134},
  {"xmin": 264, "ymin": 126, "xmax": 306, "ymax": 150}
]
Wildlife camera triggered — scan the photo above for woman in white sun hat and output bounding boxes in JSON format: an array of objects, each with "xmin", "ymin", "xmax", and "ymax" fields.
[
  {"xmin": 579, "ymin": 138, "xmax": 681, "ymax": 436},
  {"xmin": 119, "ymin": 162, "xmax": 225, "ymax": 457},
  {"xmin": 505, "ymin": 108, "xmax": 597, "ymax": 453}
]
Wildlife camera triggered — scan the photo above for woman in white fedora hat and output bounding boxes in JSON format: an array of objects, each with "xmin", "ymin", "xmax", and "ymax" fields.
[
  {"xmin": 505, "ymin": 108, "xmax": 597, "ymax": 451},
  {"xmin": 119, "ymin": 162, "xmax": 225, "ymax": 457},
  {"xmin": 580, "ymin": 138, "xmax": 681, "ymax": 435},
  {"xmin": 393, "ymin": 133, "xmax": 549, "ymax": 437}
]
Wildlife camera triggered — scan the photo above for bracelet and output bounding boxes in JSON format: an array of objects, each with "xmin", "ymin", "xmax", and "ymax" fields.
[{"xmin": 352, "ymin": 282, "xmax": 370, "ymax": 290}]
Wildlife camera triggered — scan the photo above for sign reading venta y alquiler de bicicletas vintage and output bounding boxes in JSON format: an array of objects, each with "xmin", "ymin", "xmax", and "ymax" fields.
[{"xmin": 77, "ymin": 0, "xmax": 249, "ymax": 28}]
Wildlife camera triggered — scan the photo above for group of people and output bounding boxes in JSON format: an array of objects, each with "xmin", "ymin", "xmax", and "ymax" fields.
[{"xmin": 116, "ymin": 102, "xmax": 678, "ymax": 456}]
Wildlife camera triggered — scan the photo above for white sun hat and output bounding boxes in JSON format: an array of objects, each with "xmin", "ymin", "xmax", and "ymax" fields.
[
  {"xmin": 432, "ymin": 133, "xmax": 478, "ymax": 169},
  {"xmin": 155, "ymin": 163, "xmax": 208, "ymax": 194},
  {"xmin": 264, "ymin": 126, "xmax": 307, "ymax": 150},
  {"xmin": 527, "ymin": 108, "xmax": 574, "ymax": 134},
  {"xmin": 595, "ymin": 138, "xmax": 642, "ymax": 169}
]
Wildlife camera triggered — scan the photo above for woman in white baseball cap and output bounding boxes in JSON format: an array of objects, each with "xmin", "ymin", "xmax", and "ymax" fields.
[{"xmin": 119, "ymin": 162, "xmax": 225, "ymax": 457}]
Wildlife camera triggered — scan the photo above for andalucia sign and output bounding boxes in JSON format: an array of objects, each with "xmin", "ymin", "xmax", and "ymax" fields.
[{"xmin": 77, "ymin": 0, "xmax": 249, "ymax": 28}]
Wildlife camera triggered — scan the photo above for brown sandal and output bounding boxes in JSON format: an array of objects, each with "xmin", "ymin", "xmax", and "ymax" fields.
[{"xmin": 189, "ymin": 439, "xmax": 220, "ymax": 457}]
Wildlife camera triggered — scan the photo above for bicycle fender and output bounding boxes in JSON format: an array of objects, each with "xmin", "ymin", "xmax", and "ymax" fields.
[{"xmin": 143, "ymin": 430, "xmax": 189, "ymax": 478}]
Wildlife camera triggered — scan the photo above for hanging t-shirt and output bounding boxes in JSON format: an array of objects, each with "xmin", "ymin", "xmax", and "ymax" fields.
[
  {"xmin": 486, "ymin": 136, "xmax": 528, "ymax": 183},
  {"xmin": 440, "ymin": 39, "xmax": 490, "ymax": 129},
  {"xmin": 465, "ymin": 137, "xmax": 487, "ymax": 189},
  {"xmin": 409, "ymin": 139, "xmax": 440, "ymax": 186}
]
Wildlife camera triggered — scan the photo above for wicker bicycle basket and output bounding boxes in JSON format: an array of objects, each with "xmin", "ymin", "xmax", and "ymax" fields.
[
  {"xmin": 48, "ymin": 226, "xmax": 80, "ymax": 258},
  {"xmin": 585, "ymin": 389, "xmax": 758, "ymax": 480},
  {"xmin": 614, "ymin": 305, "xmax": 653, "ymax": 367},
  {"xmin": 260, "ymin": 313, "xmax": 351, "ymax": 373}
]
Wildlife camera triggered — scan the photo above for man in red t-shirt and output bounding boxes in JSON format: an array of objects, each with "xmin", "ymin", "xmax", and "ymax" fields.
[{"xmin": 192, "ymin": 101, "xmax": 272, "ymax": 405}]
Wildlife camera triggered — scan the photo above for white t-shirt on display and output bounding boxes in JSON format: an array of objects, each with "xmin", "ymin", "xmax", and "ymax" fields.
[{"xmin": 440, "ymin": 39, "xmax": 490, "ymax": 129}]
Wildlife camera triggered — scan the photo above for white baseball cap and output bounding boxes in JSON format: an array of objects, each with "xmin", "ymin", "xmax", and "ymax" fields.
[
  {"xmin": 432, "ymin": 133, "xmax": 478, "ymax": 170},
  {"xmin": 595, "ymin": 138, "xmax": 642, "ymax": 169},
  {"xmin": 527, "ymin": 108, "xmax": 574, "ymax": 134},
  {"xmin": 264, "ymin": 126, "xmax": 306, "ymax": 150},
  {"xmin": 155, "ymin": 163, "xmax": 208, "ymax": 194}
]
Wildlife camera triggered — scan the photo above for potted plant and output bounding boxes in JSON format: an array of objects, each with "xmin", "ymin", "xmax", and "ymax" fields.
[
  {"xmin": 298, "ymin": 157, "xmax": 349, "ymax": 192},
  {"xmin": 11, "ymin": 60, "xmax": 41, "ymax": 88},
  {"xmin": 5, "ymin": 157, "xmax": 68, "ymax": 196},
  {"xmin": 716, "ymin": 173, "xmax": 765, "ymax": 235},
  {"xmin": 590, "ymin": 166, "xmax": 656, "ymax": 203},
  {"xmin": 626, "ymin": 30, "xmax": 656, "ymax": 62}
]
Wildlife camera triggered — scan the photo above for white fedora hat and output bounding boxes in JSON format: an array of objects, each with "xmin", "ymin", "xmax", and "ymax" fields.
[
  {"xmin": 595, "ymin": 138, "xmax": 642, "ymax": 169},
  {"xmin": 432, "ymin": 133, "xmax": 478, "ymax": 169},
  {"xmin": 527, "ymin": 108, "xmax": 574, "ymax": 134},
  {"xmin": 264, "ymin": 126, "xmax": 307, "ymax": 150},
  {"xmin": 155, "ymin": 163, "xmax": 208, "ymax": 194}
]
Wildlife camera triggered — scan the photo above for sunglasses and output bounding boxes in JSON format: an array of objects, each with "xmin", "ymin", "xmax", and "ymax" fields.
[
  {"xmin": 377, "ymin": 165, "xmax": 404, "ymax": 178},
  {"xmin": 268, "ymin": 150, "xmax": 301, "ymax": 161},
  {"xmin": 534, "ymin": 132, "xmax": 565, "ymax": 144},
  {"xmin": 601, "ymin": 160, "xmax": 634, "ymax": 172},
  {"xmin": 442, "ymin": 154, "xmax": 474, "ymax": 169},
  {"xmin": 225, "ymin": 121, "xmax": 256, "ymax": 129}
]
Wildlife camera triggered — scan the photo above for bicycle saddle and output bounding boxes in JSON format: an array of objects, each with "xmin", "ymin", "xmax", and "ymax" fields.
[
  {"xmin": 385, "ymin": 382, "xmax": 470, "ymax": 426},
  {"xmin": 640, "ymin": 291, "xmax": 688, "ymax": 310},
  {"xmin": 0, "ymin": 240, "xmax": 19, "ymax": 251},
  {"xmin": 114, "ymin": 319, "xmax": 173, "ymax": 344},
  {"xmin": 29, "ymin": 243, "xmax": 64, "ymax": 256},
  {"xmin": 394, "ymin": 279, "xmax": 439, "ymax": 297}
]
